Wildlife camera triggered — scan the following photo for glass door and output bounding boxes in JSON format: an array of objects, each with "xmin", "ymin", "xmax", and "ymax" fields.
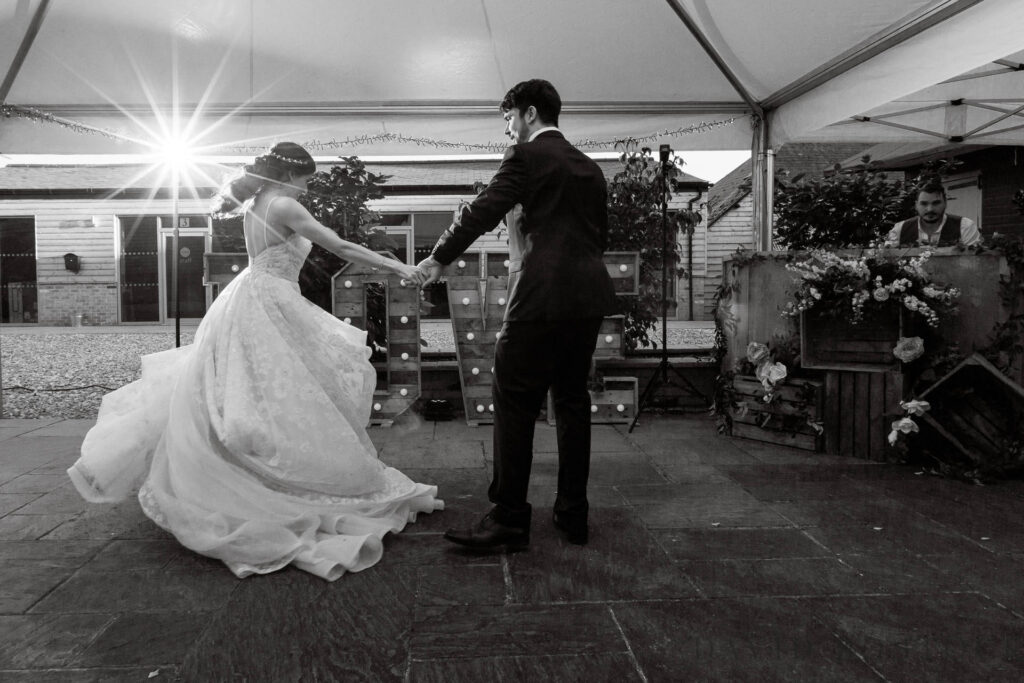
[{"xmin": 163, "ymin": 233, "xmax": 209, "ymax": 319}]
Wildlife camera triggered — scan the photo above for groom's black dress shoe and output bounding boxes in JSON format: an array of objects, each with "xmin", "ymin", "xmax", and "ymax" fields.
[
  {"xmin": 444, "ymin": 511, "xmax": 530, "ymax": 550},
  {"xmin": 553, "ymin": 512, "xmax": 589, "ymax": 545}
]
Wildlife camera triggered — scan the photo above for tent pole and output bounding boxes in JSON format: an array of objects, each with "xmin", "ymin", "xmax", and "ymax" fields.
[
  {"xmin": 750, "ymin": 114, "xmax": 775, "ymax": 252},
  {"xmin": 0, "ymin": 0, "xmax": 51, "ymax": 103}
]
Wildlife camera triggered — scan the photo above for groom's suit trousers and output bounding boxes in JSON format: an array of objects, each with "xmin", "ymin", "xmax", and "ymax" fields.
[{"xmin": 488, "ymin": 317, "xmax": 603, "ymax": 525}]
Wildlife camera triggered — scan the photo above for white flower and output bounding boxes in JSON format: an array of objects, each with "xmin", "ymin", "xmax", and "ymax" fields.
[
  {"xmin": 756, "ymin": 361, "xmax": 787, "ymax": 388},
  {"xmin": 892, "ymin": 336, "xmax": 925, "ymax": 363},
  {"xmin": 887, "ymin": 417, "xmax": 920, "ymax": 445},
  {"xmin": 900, "ymin": 399, "xmax": 931, "ymax": 416},
  {"xmin": 872, "ymin": 288, "xmax": 890, "ymax": 302}
]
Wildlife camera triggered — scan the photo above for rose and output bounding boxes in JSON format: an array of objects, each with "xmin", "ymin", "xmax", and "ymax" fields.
[
  {"xmin": 892, "ymin": 336, "xmax": 925, "ymax": 363},
  {"xmin": 872, "ymin": 288, "xmax": 889, "ymax": 302},
  {"xmin": 887, "ymin": 416, "xmax": 919, "ymax": 445},
  {"xmin": 746, "ymin": 342, "xmax": 770, "ymax": 365},
  {"xmin": 899, "ymin": 399, "xmax": 931, "ymax": 416}
]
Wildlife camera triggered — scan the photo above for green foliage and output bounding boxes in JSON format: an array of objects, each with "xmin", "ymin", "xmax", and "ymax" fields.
[
  {"xmin": 606, "ymin": 145, "xmax": 701, "ymax": 350},
  {"xmin": 211, "ymin": 215, "xmax": 246, "ymax": 253},
  {"xmin": 974, "ymin": 234, "xmax": 1024, "ymax": 378},
  {"xmin": 297, "ymin": 157, "xmax": 398, "ymax": 311},
  {"xmin": 773, "ymin": 158, "xmax": 915, "ymax": 249},
  {"xmin": 773, "ymin": 157, "xmax": 964, "ymax": 250}
]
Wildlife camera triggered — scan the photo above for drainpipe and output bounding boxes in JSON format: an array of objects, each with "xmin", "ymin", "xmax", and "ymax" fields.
[{"xmin": 687, "ymin": 191, "xmax": 703, "ymax": 321}]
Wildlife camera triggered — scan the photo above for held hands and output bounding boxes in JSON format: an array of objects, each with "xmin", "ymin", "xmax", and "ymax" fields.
[
  {"xmin": 416, "ymin": 256, "xmax": 444, "ymax": 286},
  {"xmin": 394, "ymin": 262, "xmax": 427, "ymax": 287}
]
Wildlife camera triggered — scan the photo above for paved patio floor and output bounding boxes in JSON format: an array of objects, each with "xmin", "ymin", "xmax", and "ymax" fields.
[{"xmin": 2, "ymin": 413, "xmax": 1023, "ymax": 682}]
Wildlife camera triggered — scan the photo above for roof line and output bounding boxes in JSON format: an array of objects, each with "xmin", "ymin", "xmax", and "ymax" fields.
[{"xmin": 9, "ymin": 101, "xmax": 752, "ymax": 118}]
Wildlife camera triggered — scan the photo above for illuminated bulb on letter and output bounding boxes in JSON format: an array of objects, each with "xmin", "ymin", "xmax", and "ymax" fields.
[
  {"xmin": 343, "ymin": 317, "xmax": 352, "ymax": 324},
  {"xmin": 495, "ymin": 331, "xmax": 501, "ymax": 339},
  {"xmin": 503, "ymin": 259, "xmax": 510, "ymax": 267},
  {"xmin": 466, "ymin": 332, "xmax": 475, "ymax": 340},
  {"xmin": 619, "ymin": 264, "xmax": 628, "ymax": 272},
  {"xmin": 498, "ymin": 297, "xmax": 506, "ymax": 305},
  {"xmin": 471, "ymin": 367, "xmax": 480, "ymax": 375},
  {"xmin": 373, "ymin": 402, "xmax": 382, "ymax": 411},
  {"xmin": 344, "ymin": 280, "xmax": 352, "ymax": 288},
  {"xmin": 231, "ymin": 264, "xmax": 239, "ymax": 273},
  {"xmin": 616, "ymin": 404, "xmax": 625, "ymax": 412},
  {"xmin": 462, "ymin": 297, "xmax": 470, "ymax": 305},
  {"xmin": 400, "ymin": 388, "xmax": 408, "ymax": 396},
  {"xmin": 605, "ymin": 335, "xmax": 614, "ymax": 343},
  {"xmin": 488, "ymin": 403, "xmax": 494, "ymax": 412},
  {"xmin": 401, "ymin": 352, "xmax": 409, "ymax": 360},
  {"xmin": 476, "ymin": 404, "xmax": 485, "ymax": 413},
  {"xmin": 591, "ymin": 405, "xmax": 598, "ymax": 413},
  {"xmin": 457, "ymin": 260, "xmax": 466, "ymax": 268},
  {"xmin": 400, "ymin": 316, "xmax": 408, "ymax": 323}
]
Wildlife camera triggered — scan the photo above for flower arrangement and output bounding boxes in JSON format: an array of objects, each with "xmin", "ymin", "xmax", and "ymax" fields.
[{"xmin": 784, "ymin": 249, "xmax": 959, "ymax": 328}]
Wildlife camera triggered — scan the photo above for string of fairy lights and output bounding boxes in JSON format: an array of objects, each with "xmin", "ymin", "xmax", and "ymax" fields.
[{"xmin": 2, "ymin": 103, "xmax": 738, "ymax": 154}]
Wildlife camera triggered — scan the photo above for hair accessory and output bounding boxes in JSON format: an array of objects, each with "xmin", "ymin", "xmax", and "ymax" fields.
[{"xmin": 261, "ymin": 150, "xmax": 311, "ymax": 166}]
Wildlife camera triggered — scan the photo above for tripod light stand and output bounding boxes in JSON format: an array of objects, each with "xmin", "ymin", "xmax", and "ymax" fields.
[{"xmin": 628, "ymin": 144, "xmax": 708, "ymax": 432}]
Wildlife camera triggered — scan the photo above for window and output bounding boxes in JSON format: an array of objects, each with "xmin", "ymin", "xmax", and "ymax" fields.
[{"xmin": 0, "ymin": 218, "xmax": 37, "ymax": 323}]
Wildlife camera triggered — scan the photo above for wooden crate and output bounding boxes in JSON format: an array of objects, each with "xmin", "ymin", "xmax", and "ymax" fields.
[
  {"xmin": 604, "ymin": 251, "xmax": 640, "ymax": 295},
  {"xmin": 729, "ymin": 375, "xmax": 824, "ymax": 451},
  {"xmin": 331, "ymin": 254, "xmax": 421, "ymax": 426},
  {"xmin": 446, "ymin": 252, "xmax": 507, "ymax": 426},
  {"xmin": 822, "ymin": 369, "xmax": 905, "ymax": 461},
  {"xmin": 594, "ymin": 315, "xmax": 625, "ymax": 359},
  {"xmin": 801, "ymin": 304, "xmax": 904, "ymax": 372},
  {"xmin": 917, "ymin": 353, "xmax": 1024, "ymax": 467},
  {"xmin": 548, "ymin": 376, "xmax": 638, "ymax": 425}
]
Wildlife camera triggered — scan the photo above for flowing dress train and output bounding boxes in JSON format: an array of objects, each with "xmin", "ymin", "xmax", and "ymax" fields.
[{"xmin": 68, "ymin": 223, "xmax": 442, "ymax": 581}]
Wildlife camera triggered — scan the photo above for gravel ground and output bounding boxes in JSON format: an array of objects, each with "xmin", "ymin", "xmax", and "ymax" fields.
[
  {"xmin": 2, "ymin": 324, "xmax": 715, "ymax": 419},
  {"xmin": 1, "ymin": 333, "xmax": 195, "ymax": 419}
]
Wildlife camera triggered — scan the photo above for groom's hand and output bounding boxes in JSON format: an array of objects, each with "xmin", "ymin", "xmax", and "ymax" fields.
[{"xmin": 417, "ymin": 256, "xmax": 444, "ymax": 286}]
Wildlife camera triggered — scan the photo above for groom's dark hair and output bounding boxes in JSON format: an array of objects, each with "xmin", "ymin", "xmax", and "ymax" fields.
[{"xmin": 500, "ymin": 79, "xmax": 561, "ymax": 126}]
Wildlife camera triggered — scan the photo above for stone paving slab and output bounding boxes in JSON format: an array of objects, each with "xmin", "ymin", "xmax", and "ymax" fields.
[{"xmin": 1, "ymin": 415, "xmax": 1023, "ymax": 681}]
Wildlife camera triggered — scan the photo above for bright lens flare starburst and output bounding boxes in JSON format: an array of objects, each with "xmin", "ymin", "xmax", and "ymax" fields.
[{"xmin": 155, "ymin": 133, "xmax": 196, "ymax": 174}]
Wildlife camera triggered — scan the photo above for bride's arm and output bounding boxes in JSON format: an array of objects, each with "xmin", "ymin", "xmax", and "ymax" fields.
[{"xmin": 274, "ymin": 197, "xmax": 423, "ymax": 280}]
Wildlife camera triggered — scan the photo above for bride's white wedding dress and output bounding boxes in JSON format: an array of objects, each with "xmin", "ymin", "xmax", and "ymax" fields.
[{"xmin": 68, "ymin": 198, "xmax": 442, "ymax": 580}]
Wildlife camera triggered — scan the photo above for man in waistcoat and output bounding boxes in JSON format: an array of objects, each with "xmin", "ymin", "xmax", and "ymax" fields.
[{"xmin": 885, "ymin": 179, "xmax": 980, "ymax": 247}]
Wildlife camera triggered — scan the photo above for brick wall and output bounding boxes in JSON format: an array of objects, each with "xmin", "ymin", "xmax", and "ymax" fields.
[{"xmin": 37, "ymin": 283, "xmax": 119, "ymax": 325}]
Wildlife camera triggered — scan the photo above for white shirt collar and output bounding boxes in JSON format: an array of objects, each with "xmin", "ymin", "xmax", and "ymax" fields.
[
  {"xmin": 528, "ymin": 126, "xmax": 560, "ymax": 142},
  {"xmin": 918, "ymin": 214, "xmax": 947, "ymax": 243}
]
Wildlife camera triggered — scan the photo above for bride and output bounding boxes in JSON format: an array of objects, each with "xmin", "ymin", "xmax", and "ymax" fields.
[{"xmin": 68, "ymin": 142, "xmax": 443, "ymax": 581}]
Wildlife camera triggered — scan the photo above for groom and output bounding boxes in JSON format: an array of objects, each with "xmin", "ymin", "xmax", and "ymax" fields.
[{"xmin": 418, "ymin": 79, "xmax": 618, "ymax": 548}]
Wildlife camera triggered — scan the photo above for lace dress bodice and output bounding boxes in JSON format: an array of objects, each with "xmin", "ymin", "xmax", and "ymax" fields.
[
  {"xmin": 249, "ymin": 233, "xmax": 312, "ymax": 282},
  {"xmin": 244, "ymin": 196, "xmax": 312, "ymax": 282}
]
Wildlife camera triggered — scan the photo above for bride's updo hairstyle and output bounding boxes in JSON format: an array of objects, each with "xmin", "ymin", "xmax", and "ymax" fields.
[{"xmin": 212, "ymin": 142, "xmax": 316, "ymax": 215}]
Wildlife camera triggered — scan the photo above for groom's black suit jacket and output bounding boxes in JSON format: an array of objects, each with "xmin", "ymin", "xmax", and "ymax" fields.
[{"xmin": 431, "ymin": 130, "xmax": 618, "ymax": 322}]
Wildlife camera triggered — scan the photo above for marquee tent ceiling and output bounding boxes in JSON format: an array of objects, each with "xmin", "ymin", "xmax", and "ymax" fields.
[{"xmin": 2, "ymin": 0, "xmax": 1023, "ymax": 158}]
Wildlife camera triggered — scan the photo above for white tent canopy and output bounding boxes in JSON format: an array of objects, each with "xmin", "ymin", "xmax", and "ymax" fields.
[{"xmin": 2, "ymin": 0, "xmax": 1024, "ymax": 245}]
